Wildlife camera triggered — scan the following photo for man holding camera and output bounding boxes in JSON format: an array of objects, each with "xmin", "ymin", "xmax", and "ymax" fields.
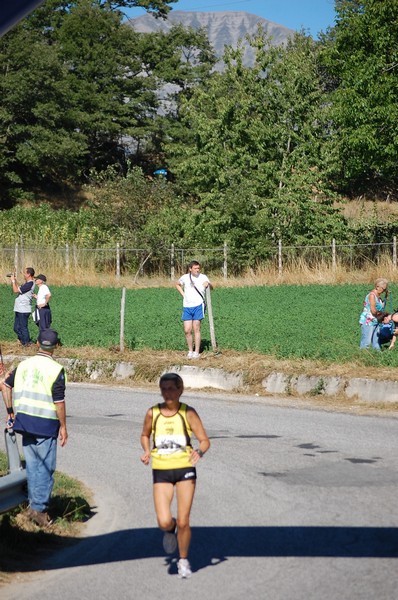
[{"xmin": 10, "ymin": 267, "xmax": 35, "ymax": 346}]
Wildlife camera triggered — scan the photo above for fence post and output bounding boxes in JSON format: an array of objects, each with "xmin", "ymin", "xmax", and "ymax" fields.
[
  {"xmin": 116, "ymin": 242, "xmax": 120, "ymax": 279},
  {"xmin": 73, "ymin": 244, "xmax": 78, "ymax": 269},
  {"xmin": 120, "ymin": 287, "xmax": 126, "ymax": 352},
  {"xmin": 206, "ymin": 286, "xmax": 218, "ymax": 352},
  {"xmin": 393, "ymin": 237, "xmax": 397, "ymax": 270},
  {"xmin": 223, "ymin": 241, "xmax": 228, "ymax": 279},
  {"xmin": 278, "ymin": 239, "xmax": 282, "ymax": 277},
  {"xmin": 65, "ymin": 244, "xmax": 69, "ymax": 272},
  {"xmin": 171, "ymin": 243, "xmax": 175, "ymax": 280},
  {"xmin": 14, "ymin": 242, "xmax": 18, "ymax": 272},
  {"xmin": 332, "ymin": 238, "xmax": 336, "ymax": 271},
  {"xmin": 19, "ymin": 235, "xmax": 23, "ymax": 273}
]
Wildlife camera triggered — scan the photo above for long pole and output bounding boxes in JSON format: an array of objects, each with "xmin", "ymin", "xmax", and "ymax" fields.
[
  {"xmin": 332, "ymin": 238, "xmax": 336, "ymax": 271},
  {"xmin": 223, "ymin": 241, "xmax": 228, "ymax": 280},
  {"xmin": 120, "ymin": 287, "xmax": 126, "ymax": 352},
  {"xmin": 278, "ymin": 239, "xmax": 282, "ymax": 277},
  {"xmin": 116, "ymin": 242, "xmax": 121, "ymax": 279},
  {"xmin": 171, "ymin": 243, "xmax": 175, "ymax": 280},
  {"xmin": 206, "ymin": 286, "xmax": 217, "ymax": 352}
]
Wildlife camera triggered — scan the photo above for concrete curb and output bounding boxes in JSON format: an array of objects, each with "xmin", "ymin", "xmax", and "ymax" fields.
[
  {"xmin": 3, "ymin": 355, "xmax": 397, "ymax": 404},
  {"xmin": 263, "ymin": 372, "xmax": 398, "ymax": 403},
  {"xmin": 166, "ymin": 365, "xmax": 243, "ymax": 391}
]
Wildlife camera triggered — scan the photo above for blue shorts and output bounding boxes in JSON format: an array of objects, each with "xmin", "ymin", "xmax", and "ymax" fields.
[{"xmin": 182, "ymin": 305, "xmax": 205, "ymax": 321}]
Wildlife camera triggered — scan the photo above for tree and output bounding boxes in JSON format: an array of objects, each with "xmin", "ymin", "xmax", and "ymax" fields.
[
  {"xmin": 84, "ymin": 164, "xmax": 184, "ymax": 251},
  {"xmin": 163, "ymin": 30, "xmax": 346, "ymax": 263},
  {"xmin": 0, "ymin": 0, "xmax": 175, "ymax": 202},
  {"xmin": 0, "ymin": 22, "xmax": 86, "ymax": 201},
  {"xmin": 320, "ymin": 0, "xmax": 398, "ymax": 197},
  {"xmin": 103, "ymin": 0, "xmax": 175, "ymax": 18}
]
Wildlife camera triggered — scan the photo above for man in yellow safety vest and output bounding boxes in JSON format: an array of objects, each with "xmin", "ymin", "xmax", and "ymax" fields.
[{"xmin": 1, "ymin": 328, "xmax": 67, "ymax": 527}]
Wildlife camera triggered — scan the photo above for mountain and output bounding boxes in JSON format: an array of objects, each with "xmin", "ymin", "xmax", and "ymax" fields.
[{"xmin": 128, "ymin": 11, "xmax": 295, "ymax": 68}]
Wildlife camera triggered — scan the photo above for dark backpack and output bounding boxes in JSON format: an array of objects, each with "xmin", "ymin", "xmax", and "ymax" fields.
[{"xmin": 378, "ymin": 321, "xmax": 395, "ymax": 345}]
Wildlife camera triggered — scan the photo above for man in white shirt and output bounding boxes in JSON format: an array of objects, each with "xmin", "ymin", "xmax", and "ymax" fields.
[
  {"xmin": 33, "ymin": 274, "xmax": 52, "ymax": 331},
  {"xmin": 175, "ymin": 261, "xmax": 213, "ymax": 359}
]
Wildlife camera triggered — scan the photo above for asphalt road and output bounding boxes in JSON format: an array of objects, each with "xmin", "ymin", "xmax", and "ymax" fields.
[{"xmin": 2, "ymin": 384, "xmax": 398, "ymax": 600}]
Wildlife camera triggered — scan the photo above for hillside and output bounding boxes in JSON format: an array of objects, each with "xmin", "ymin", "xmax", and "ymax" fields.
[{"xmin": 128, "ymin": 10, "xmax": 295, "ymax": 67}]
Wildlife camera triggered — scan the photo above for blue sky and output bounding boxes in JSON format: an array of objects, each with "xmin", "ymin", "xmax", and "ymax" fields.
[{"xmin": 124, "ymin": 0, "xmax": 337, "ymax": 39}]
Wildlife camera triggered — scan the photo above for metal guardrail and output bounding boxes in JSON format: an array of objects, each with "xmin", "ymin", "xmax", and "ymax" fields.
[{"xmin": 0, "ymin": 429, "xmax": 27, "ymax": 514}]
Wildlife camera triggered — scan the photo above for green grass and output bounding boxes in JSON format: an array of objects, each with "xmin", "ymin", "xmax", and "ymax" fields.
[{"xmin": 1, "ymin": 282, "xmax": 398, "ymax": 366}]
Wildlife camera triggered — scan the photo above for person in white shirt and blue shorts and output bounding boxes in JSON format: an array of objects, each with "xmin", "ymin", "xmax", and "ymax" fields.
[{"xmin": 175, "ymin": 261, "xmax": 213, "ymax": 359}]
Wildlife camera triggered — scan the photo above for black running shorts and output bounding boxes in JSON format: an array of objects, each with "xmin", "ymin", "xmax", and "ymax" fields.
[{"xmin": 152, "ymin": 467, "xmax": 197, "ymax": 485}]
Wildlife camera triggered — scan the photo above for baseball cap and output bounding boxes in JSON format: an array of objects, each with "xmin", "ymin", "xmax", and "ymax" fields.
[
  {"xmin": 38, "ymin": 329, "xmax": 60, "ymax": 349},
  {"xmin": 35, "ymin": 274, "xmax": 47, "ymax": 282}
]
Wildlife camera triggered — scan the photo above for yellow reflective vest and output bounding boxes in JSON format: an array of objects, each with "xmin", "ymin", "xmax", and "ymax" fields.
[{"xmin": 13, "ymin": 354, "xmax": 66, "ymax": 437}]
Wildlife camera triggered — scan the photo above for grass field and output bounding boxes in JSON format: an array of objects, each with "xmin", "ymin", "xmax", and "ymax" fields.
[{"xmin": 1, "ymin": 282, "xmax": 398, "ymax": 367}]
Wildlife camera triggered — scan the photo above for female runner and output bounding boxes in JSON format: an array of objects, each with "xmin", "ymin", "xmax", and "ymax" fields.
[{"xmin": 140, "ymin": 372, "xmax": 210, "ymax": 578}]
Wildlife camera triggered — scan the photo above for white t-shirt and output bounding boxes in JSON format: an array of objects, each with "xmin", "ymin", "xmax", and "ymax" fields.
[
  {"xmin": 36, "ymin": 283, "xmax": 51, "ymax": 306},
  {"xmin": 179, "ymin": 273, "xmax": 209, "ymax": 308}
]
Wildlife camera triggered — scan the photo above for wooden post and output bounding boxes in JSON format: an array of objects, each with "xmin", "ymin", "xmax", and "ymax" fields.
[
  {"xmin": 171, "ymin": 243, "xmax": 175, "ymax": 280},
  {"xmin": 120, "ymin": 287, "xmax": 126, "ymax": 352},
  {"xmin": 206, "ymin": 286, "xmax": 217, "ymax": 352},
  {"xmin": 14, "ymin": 242, "xmax": 18, "ymax": 273},
  {"xmin": 278, "ymin": 239, "xmax": 282, "ymax": 277},
  {"xmin": 223, "ymin": 241, "xmax": 228, "ymax": 279},
  {"xmin": 116, "ymin": 242, "xmax": 120, "ymax": 279},
  {"xmin": 65, "ymin": 244, "xmax": 69, "ymax": 272},
  {"xmin": 332, "ymin": 238, "xmax": 336, "ymax": 271},
  {"xmin": 19, "ymin": 235, "xmax": 23, "ymax": 273},
  {"xmin": 393, "ymin": 236, "xmax": 397, "ymax": 270}
]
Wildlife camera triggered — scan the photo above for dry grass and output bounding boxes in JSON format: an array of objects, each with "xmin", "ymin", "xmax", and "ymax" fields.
[
  {"xmin": 2, "ymin": 259, "xmax": 398, "ymax": 289},
  {"xmin": 221, "ymin": 259, "xmax": 398, "ymax": 287},
  {"xmin": 2, "ymin": 340, "xmax": 398, "ymax": 383},
  {"xmin": 2, "ymin": 341, "xmax": 398, "ymax": 414},
  {"xmin": 336, "ymin": 198, "xmax": 398, "ymax": 221},
  {"xmin": 0, "ymin": 340, "xmax": 371, "ymax": 381}
]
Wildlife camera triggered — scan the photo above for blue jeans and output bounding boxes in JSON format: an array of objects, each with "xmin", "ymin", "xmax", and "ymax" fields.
[
  {"xmin": 38, "ymin": 305, "xmax": 52, "ymax": 330},
  {"xmin": 22, "ymin": 434, "xmax": 57, "ymax": 512},
  {"xmin": 13, "ymin": 312, "xmax": 31, "ymax": 345},
  {"xmin": 360, "ymin": 323, "xmax": 380, "ymax": 351}
]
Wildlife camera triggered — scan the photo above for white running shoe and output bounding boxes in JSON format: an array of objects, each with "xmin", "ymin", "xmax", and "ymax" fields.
[
  {"xmin": 177, "ymin": 558, "xmax": 192, "ymax": 579},
  {"xmin": 187, "ymin": 351, "xmax": 194, "ymax": 359},
  {"xmin": 163, "ymin": 524, "xmax": 177, "ymax": 554},
  {"xmin": 191, "ymin": 352, "xmax": 200, "ymax": 359}
]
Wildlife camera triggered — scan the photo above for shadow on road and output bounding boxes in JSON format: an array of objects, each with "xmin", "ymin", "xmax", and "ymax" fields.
[{"xmin": 2, "ymin": 525, "xmax": 398, "ymax": 574}]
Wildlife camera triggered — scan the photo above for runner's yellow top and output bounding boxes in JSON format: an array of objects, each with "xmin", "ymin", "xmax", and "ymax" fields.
[{"xmin": 151, "ymin": 403, "xmax": 193, "ymax": 470}]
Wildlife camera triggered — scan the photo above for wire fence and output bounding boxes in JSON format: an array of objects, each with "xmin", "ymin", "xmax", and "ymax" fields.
[{"xmin": 1, "ymin": 238, "xmax": 398, "ymax": 279}]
